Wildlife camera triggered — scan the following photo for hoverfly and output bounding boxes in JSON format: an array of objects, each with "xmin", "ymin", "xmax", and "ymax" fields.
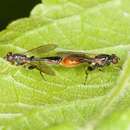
[
  {"xmin": 55, "ymin": 51, "xmax": 119, "ymax": 68},
  {"xmin": 55, "ymin": 51, "xmax": 120, "ymax": 84},
  {"xmin": 4, "ymin": 44, "xmax": 57, "ymax": 78}
]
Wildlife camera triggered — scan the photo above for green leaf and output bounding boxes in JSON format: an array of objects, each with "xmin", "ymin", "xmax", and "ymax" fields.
[{"xmin": 0, "ymin": 0, "xmax": 130, "ymax": 129}]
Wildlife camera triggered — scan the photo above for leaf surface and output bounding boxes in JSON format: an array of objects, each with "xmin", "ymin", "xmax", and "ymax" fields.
[{"xmin": 0, "ymin": 0, "xmax": 130, "ymax": 129}]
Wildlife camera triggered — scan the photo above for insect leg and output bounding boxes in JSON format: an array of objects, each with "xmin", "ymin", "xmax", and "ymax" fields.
[
  {"xmin": 28, "ymin": 65, "xmax": 46, "ymax": 80},
  {"xmin": 83, "ymin": 65, "xmax": 96, "ymax": 85},
  {"xmin": 88, "ymin": 66, "xmax": 96, "ymax": 71},
  {"xmin": 84, "ymin": 66, "xmax": 89, "ymax": 85},
  {"xmin": 28, "ymin": 65, "xmax": 36, "ymax": 70},
  {"xmin": 98, "ymin": 68, "xmax": 103, "ymax": 71},
  {"xmin": 40, "ymin": 71, "xmax": 46, "ymax": 81}
]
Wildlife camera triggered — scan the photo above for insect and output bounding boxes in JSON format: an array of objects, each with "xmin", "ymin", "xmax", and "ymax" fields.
[
  {"xmin": 4, "ymin": 44, "xmax": 58, "ymax": 78},
  {"xmin": 49, "ymin": 51, "xmax": 120, "ymax": 84},
  {"xmin": 49, "ymin": 51, "xmax": 119, "ymax": 69}
]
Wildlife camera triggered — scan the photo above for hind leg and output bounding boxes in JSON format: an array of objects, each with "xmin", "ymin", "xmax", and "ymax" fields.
[
  {"xmin": 84, "ymin": 66, "xmax": 94, "ymax": 85},
  {"xmin": 84, "ymin": 66, "xmax": 96, "ymax": 85},
  {"xmin": 84, "ymin": 67, "xmax": 88, "ymax": 85},
  {"xmin": 40, "ymin": 71, "xmax": 46, "ymax": 81},
  {"xmin": 28, "ymin": 65, "xmax": 46, "ymax": 81}
]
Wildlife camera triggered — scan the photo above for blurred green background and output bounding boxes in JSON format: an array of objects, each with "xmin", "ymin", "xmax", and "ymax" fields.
[{"xmin": 0, "ymin": 0, "xmax": 40, "ymax": 30}]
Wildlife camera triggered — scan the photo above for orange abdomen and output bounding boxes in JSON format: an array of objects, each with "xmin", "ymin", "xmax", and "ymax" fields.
[{"xmin": 60, "ymin": 56, "xmax": 81, "ymax": 67}]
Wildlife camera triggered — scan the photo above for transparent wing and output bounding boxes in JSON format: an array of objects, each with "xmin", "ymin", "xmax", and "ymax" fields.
[
  {"xmin": 57, "ymin": 51, "xmax": 85, "ymax": 56},
  {"xmin": 30, "ymin": 61, "xmax": 55, "ymax": 76},
  {"xmin": 57, "ymin": 51, "xmax": 96, "ymax": 58},
  {"xmin": 24, "ymin": 44, "xmax": 57, "ymax": 56}
]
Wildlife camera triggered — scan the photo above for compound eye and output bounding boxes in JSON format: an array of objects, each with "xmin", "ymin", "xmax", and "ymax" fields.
[
  {"xmin": 112, "ymin": 58, "xmax": 118, "ymax": 64},
  {"xmin": 8, "ymin": 56, "xmax": 14, "ymax": 62}
]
